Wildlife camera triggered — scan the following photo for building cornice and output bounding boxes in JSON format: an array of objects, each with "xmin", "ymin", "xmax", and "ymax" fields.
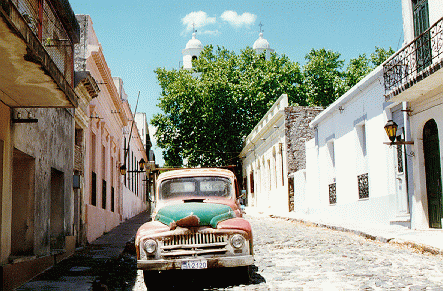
[
  {"xmin": 91, "ymin": 48, "xmax": 128, "ymax": 127},
  {"xmin": 240, "ymin": 94, "xmax": 287, "ymax": 157}
]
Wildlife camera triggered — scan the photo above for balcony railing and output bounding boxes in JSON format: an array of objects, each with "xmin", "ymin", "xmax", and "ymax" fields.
[
  {"xmin": 383, "ymin": 17, "xmax": 443, "ymax": 100},
  {"xmin": 5, "ymin": 0, "xmax": 74, "ymax": 85}
]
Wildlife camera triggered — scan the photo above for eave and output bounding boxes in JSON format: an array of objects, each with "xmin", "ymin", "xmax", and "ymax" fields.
[{"xmin": 0, "ymin": 3, "xmax": 78, "ymax": 108}]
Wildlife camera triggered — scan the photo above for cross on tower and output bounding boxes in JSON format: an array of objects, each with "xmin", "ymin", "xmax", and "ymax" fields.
[{"xmin": 259, "ymin": 22, "xmax": 264, "ymax": 33}]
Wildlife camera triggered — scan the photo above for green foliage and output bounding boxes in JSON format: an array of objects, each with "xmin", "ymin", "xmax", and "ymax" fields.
[
  {"xmin": 370, "ymin": 46, "xmax": 396, "ymax": 67},
  {"xmin": 152, "ymin": 45, "xmax": 395, "ymax": 167},
  {"xmin": 302, "ymin": 46, "xmax": 395, "ymax": 106},
  {"xmin": 344, "ymin": 54, "xmax": 373, "ymax": 90},
  {"xmin": 152, "ymin": 46, "xmax": 304, "ymax": 167},
  {"xmin": 302, "ymin": 48, "xmax": 345, "ymax": 107}
]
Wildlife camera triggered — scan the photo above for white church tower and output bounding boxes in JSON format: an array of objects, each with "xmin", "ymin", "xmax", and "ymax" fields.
[
  {"xmin": 253, "ymin": 23, "xmax": 274, "ymax": 60},
  {"xmin": 182, "ymin": 30, "xmax": 203, "ymax": 70}
]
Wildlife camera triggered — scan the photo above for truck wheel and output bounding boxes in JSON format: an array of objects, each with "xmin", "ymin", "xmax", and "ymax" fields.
[
  {"xmin": 143, "ymin": 271, "xmax": 161, "ymax": 290},
  {"xmin": 235, "ymin": 265, "xmax": 252, "ymax": 283}
]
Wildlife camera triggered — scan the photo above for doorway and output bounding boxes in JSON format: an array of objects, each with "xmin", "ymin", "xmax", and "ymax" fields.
[
  {"xmin": 11, "ymin": 149, "xmax": 35, "ymax": 256},
  {"xmin": 423, "ymin": 119, "xmax": 442, "ymax": 228},
  {"xmin": 413, "ymin": 0, "xmax": 431, "ymax": 71},
  {"xmin": 50, "ymin": 168, "xmax": 65, "ymax": 250}
]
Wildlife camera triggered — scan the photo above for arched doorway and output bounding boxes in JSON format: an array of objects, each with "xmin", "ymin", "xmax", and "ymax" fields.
[{"xmin": 423, "ymin": 119, "xmax": 442, "ymax": 228}]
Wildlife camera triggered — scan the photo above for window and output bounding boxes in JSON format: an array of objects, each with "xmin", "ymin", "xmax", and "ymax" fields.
[
  {"xmin": 111, "ymin": 186, "xmax": 115, "ymax": 212},
  {"xmin": 159, "ymin": 177, "xmax": 232, "ymax": 200},
  {"xmin": 329, "ymin": 183, "xmax": 337, "ymax": 205},
  {"xmin": 356, "ymin": 123, "xmax": 369, "ymax": 199},
  {"xmin": 358, "ymin": 173, "xmax": 369, "ymax": 199},
  {"xmin": 356, "ymin": 123, "xmax": 368, "ymax": 173},
  {"xmin": 91, "ymin": 171, "xmax": 97, "ymax": 206},
  {"xmin": 102, "ymin": 179, "xmax": 107, "ymax": 209},
  {"xmin": 327, "ymin": 140, "xmax": 336, "ymax": 204},
  {"xmin": 279, "ymin": 143, "xmax": 284, "ymax": 186},
  {"xmin": 267, "ymin": 159, "xmax": 271, "ymax": 191},
  {"xmin": 413, "ymin": 0, "xmax": 431, "ymax": 71},
  {"xmin": 249, "ymin": 172, "xmax": 254, "ymax": 193},
  {"xmin": 327, "ymin": 140, "xmax": 335, "ymax": 176}
]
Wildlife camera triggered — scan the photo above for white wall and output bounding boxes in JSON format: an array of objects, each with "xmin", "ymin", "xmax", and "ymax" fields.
[
  {"xmin": 304, "ymin": 67, "xmax": 401, "ymax": 225},
  {"xmin": 408, "ymin": 93, "xmax": 443, "ymax": 229},
  {"xmin": 241, "ymin": 94, "xmax": 288, "ymax": 212}
]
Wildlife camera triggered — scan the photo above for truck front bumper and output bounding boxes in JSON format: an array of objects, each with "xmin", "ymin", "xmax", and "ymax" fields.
[{"xmin": 137, "ymin": 255, "xmax": 254, "ymax": 271}]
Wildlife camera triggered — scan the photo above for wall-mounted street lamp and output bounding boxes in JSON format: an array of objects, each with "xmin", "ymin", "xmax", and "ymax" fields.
[
  {"xmin": 119, "ymin": 158, "xmax": 147, "ymax": 175},
  {"xmin": 383, "ymin": 120, "xmax": 414, "ymax": 146},
  {"xmin": 119, "ymin": 164, "xmax": 127, "ymax": 175}
]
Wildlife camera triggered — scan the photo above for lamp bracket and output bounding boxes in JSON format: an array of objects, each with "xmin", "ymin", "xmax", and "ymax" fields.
[{"xmin": 383, "ymin": 141, "xmax": 414, "ymax": 145}]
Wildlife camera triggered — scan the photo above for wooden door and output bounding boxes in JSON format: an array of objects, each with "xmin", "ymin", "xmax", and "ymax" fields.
[
  {"xmin": 423, "ymin": 119, "xmax": 442, "ymax": 228},
  {"xmin": 413, "ymin": 0, "xmax": 431, "ymax": 71}
]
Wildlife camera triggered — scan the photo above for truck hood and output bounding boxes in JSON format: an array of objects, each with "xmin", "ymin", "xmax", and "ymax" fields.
[{"xmin": 154, "ymin": 202, "xmax": 236, "ymax": 229}]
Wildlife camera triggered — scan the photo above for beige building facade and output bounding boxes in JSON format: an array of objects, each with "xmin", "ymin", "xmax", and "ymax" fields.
[{"xmin": 75, "ymin": 15, "xmax": 129, "ymax": 242}]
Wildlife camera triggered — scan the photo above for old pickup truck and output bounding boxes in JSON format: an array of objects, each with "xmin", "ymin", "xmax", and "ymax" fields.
[{"xmin": 135, "ymin": 168, "xmax": 253, "ymax": 287}]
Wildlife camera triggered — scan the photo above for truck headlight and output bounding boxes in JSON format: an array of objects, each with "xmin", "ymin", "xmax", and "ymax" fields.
[
  {"xmin": 230, "ymin": 234, "xmax": 245, "ymax": 249},
  {"xmin": 144, "ymin": 239, "xmax": 157, "ymax": 255}
]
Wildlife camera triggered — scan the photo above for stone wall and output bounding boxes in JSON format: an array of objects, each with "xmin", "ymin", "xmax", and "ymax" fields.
[{"xmin": 285, "ymin": 106, "xmax": 323, "ymax": 175}]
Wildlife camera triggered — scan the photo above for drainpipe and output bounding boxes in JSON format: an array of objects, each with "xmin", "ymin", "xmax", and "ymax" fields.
[{"xmin": 403, "ymin": 101, "xmax": 414, "ymax": 221}]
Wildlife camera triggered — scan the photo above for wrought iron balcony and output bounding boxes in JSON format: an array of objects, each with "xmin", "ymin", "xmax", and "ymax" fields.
[
  {"xmin": 0, "ymin": 0, "xmax": 79, "ymax": 107},
  {"xmin": 383, "ymin": 17, "xmax": 443, "ymax": 101}
]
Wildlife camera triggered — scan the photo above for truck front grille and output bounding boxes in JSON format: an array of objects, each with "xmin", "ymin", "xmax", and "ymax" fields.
[{"xmin": 161, "ymin": 233, "xmax": 228, "ymax": 258}]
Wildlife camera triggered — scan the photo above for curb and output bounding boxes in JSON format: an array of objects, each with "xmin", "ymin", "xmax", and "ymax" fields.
[{"xmin": 268, "ymin": 214, "xmax": 443, "ymax": 256}]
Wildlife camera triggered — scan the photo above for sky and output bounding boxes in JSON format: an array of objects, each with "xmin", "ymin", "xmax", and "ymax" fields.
[{"xmin": 69, "ymin": 0, "xmax": 404, "ymax": 166}]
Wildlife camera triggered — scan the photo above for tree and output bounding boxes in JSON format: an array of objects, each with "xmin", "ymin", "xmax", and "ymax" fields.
[
  {"xmin": 370, "ymin": 46, "xmax": 395, "ymax": 67},
  {"xmin": 344, "ymin": 54, "xmax": 373, "ymax": 89},
  {"xmin": 302, "ymin": 48, "xmax": 345, "ymax": 107},
  {"xmin": 153, "ymin": 45, "xmax": 396, "ymax": 166},
  {"xmin": 152, "ymin": 46, "xmax": 304, "ymax": 167},
  {"xmin": 344, "ymin": 46, "xmax": 396, "ymax": 90}
]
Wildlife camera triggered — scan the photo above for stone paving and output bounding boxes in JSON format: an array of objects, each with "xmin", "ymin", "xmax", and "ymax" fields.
[
  {"xmin": 15, "ymin": 212, "xmax": 443, "ymax": 290},
  {"xmin": 242, "ymin": 215, "xmax": 443, "ymax": 290},
  {"xmin": 133, "ymin": 215, "xmax": 443, "ymax": 290}
]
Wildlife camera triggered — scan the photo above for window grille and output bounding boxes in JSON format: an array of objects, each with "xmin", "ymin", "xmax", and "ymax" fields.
[
  {"xmin": 329, "ymin": 183, "xmax": 337, "ymax": 204},
  {"xmin": 358, "ymin": 173, "xmax": 369, "ymax": 199},
  {"xmin": 397, "ymin": 144, "xmax": 404, "ymax": 173}
]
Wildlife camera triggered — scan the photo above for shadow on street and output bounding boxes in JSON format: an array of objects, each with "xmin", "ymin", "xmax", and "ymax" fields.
[{"xmin": 142, "ymin": 265, "xmax": 266, "ymax": 291}]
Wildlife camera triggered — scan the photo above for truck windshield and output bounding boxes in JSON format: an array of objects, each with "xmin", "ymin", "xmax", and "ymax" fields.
[{"xmin": 159, "ymin": 176, "xmax": 232, "ymax": 199}]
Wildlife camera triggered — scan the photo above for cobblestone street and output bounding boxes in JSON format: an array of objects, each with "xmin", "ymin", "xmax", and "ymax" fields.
[{"xmin": 128, "ymin": 214, "xmax": 443, "ymax": 290}]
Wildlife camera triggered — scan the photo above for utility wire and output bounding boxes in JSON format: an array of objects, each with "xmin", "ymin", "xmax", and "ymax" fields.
[{"xmin": 124, "ymin": 91, "xmax": 140, "ymax": 162}]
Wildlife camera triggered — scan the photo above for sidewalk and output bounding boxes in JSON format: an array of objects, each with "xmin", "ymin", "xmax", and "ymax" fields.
[
  {"xmin": 245, "ymin": 206, "xmax": 443, "ymax": 255},
  {"xmin": 15, "ymin": 211, "xmax": 150, "ymax": 291}
]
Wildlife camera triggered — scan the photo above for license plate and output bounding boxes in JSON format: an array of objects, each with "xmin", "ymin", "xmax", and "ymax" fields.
[{"xmin": 181, "ymin": 259, "xmax": 208, "ymax": 270}]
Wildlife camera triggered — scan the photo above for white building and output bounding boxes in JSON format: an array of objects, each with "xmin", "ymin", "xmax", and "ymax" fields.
[
  {"xmin": 182, "ymin": 32, "xmax": 203, "ymax": 69},
  {"xmin": 302, "ymin": 66, "xmax": 410, "ymax": 226},
  {"xmin": 253, "ymin": 32, "xmax": 274, "ymax": 60},
  {"xmin": 240, "ymin": 94, "xmax": 322, "ymax": 213},
  {"xmin": 292, "ymin": 0, "xmax": 443, "ymax": 230},
  {"xmin": 383, "ymin": 0, "xmax": 443, "ymax": 229},
  {"xmin": 182, "ymin": 25, "xmax": 273, "ymax": 69}
]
